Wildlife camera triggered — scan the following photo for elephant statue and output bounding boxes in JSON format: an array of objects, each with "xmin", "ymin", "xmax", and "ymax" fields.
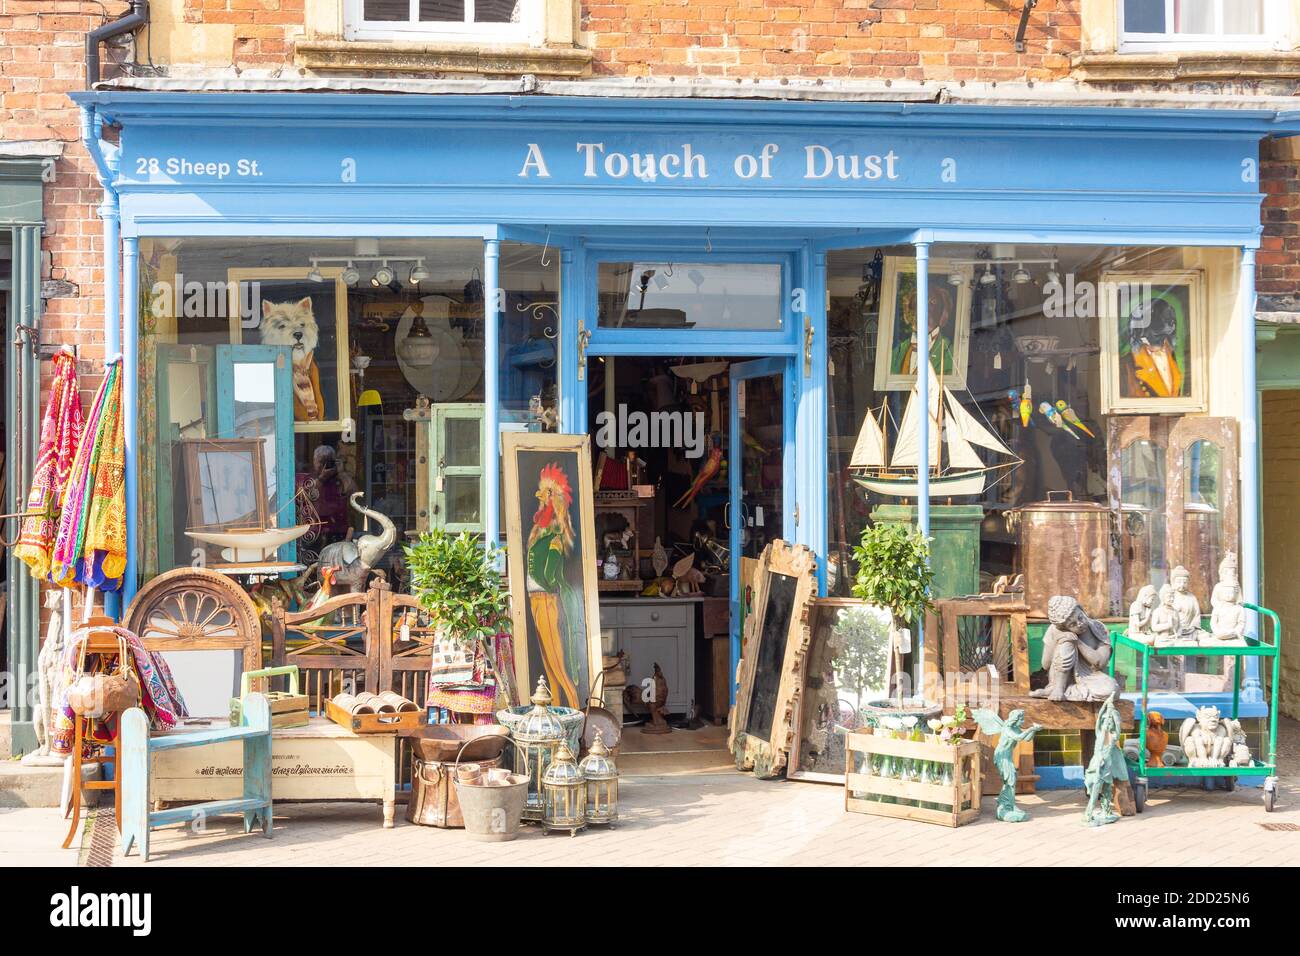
[{"xmin": 316, "ymin": 492, "xmax": 398, "ymax": 594}]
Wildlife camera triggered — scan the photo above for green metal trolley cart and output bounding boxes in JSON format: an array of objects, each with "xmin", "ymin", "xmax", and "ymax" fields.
[{"xmin": 1109, "ymin": 602, "xmax": 1281, "ymax": 813}]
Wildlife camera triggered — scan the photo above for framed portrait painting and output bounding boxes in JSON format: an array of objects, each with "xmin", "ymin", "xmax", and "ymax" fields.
[
  {"xmin": 873, "ymin": 255, "xmax": 972, "ymax": 392},
  {"xmin": 502, "ymin": 432, "xmax": 603, "ymax": 710},
  {"xmin": 1099, "ymin": 270, "xmax": 1206, "ymax": 415},
  {"xmin": 227, "ymin": 267, "xmax": 351, "ymax": 434}
]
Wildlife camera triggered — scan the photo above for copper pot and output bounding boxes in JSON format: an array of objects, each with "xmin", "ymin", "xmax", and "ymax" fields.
[{"xmin": 1013, "ymin": 491, "xmax": 1116, "ymax": 619}]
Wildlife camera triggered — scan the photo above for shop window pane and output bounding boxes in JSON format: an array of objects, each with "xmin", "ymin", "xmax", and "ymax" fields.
[
  {"xmin": 475, "ymin": 0, "xmax": 519, "ymax": 22},
  {"xmin": 1219, "ymin": 0, "xmax": 1264, "ymax": 33},
  {"xmin": 499, "ymin": 240, "xmax": 560, "ymax": 432},
  {"xmin": 419, "ymin": 0, "xmax": 466, "ymax": 21},
  {"xmin": 597, "ymin": 262, "xmax": 782, "ymax": 331},
  {"xmin": 443, "ymin": 416, "xmax": 481, "ymax": 468},
  {"xmin": 829, "ymin": 241, "xmax": 1241, "ymax": 627},
  {"xmin": 1123, "ymin": 0, "xmax": 1165, "ymax": 33},
  {"xmin": 444, "ymin": 475, "xmax": 482, "ymax": 525},
  {"xmin": 1174, "ymin": 0, "xmax": 1216, "ymax": 33},
  {"xmin": 364, "ymin": 0, "xmax": 410, "ymax": 21},
  {"xmin": 137, "ymin": 236, "xmax": 486, "ymax": 591}
]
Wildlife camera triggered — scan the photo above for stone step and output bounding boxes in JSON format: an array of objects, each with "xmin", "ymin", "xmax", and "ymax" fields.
[{"xmin": 0, "ymin": 759, "xmax": 101, "ymax": 809}]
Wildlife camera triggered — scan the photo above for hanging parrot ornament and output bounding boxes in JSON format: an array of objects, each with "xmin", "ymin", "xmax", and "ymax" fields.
[
  {"xmin": 1040, "ymin": 401, "xmax": 1080, "ymax": 439},
  {"xmin": 1019, "ymin": 382, "xmax": 1034, "ymax": 428},
  {"xmin": 1054, "ymin": 400, "xmax": 1095, "ymax": 438},
  {"xmin": 673, "ymin": 444, "xmax": 723, "ymax": 509}
]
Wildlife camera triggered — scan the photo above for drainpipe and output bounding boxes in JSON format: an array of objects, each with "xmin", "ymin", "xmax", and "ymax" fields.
[
  {"xmin": 79, "ymin": 105, "xmax": 125, "ymax": 617},
  {"xmin": 484, "ymin": 239, "xmax": 500, "ymax": 557},
  {"xmin": 86, "ymin": 0, "xmax": 149, "ymax": 89}
]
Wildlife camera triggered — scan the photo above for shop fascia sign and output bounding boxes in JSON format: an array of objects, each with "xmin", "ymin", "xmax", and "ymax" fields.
[{"xmin": 118, "ymin": 125, "xmax": 1251, "ymax": 195}]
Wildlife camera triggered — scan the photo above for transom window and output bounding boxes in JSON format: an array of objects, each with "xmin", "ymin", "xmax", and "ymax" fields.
[
  {"xmin": 1120, "ymin": 0, "xmax": 1287, "ymax": 51},
  {"xmin": 345, "ymin": 0, "xmax": 541, "ymax": 42}
]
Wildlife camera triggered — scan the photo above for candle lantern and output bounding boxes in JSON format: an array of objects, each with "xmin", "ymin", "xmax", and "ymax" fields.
[
  {"xmin": 577, "ymin": 730, "xmax": 619, "ymax": 826},
  {"xmin": 541, "ymin": 740, "xmax": 587, "ymax": 836},
  {"xmin": 511, "ymin": 676, "xmax": 568, "ymax": 822}
]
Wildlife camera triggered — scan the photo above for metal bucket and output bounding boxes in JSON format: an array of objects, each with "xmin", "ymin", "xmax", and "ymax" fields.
[
  {"xmin": 454, "ymin": 775, "xmax": 529, "ymax": 842},
  {"xmin": 451, "ymin": 736, "xmax": 529, "ymax": 842}
]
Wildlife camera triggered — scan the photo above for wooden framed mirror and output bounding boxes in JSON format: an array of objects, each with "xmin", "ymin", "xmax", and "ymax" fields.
[{"xmin": 729, "ymin": 539, "xmax": 817, "ymax": 779}]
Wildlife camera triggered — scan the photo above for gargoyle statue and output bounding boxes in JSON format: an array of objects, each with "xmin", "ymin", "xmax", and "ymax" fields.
[
  {"xmin": 1178, "ymin": 706, "xmax": 1245, "ymax": 768},
  {"xmin": 316, "ymin": 492, "xmax": 397, "ymax": 593}
]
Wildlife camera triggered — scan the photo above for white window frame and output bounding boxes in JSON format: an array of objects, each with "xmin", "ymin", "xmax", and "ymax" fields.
[
  {"xmin": 1118, "ymin": 0, "xmax": 1289, "ymax": 52},
  {"xmin": 344, "ymin": 0, "xmax": 543, "ymax": 44}
]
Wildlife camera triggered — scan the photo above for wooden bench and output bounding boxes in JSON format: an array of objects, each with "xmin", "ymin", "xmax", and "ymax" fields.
[{"xmin": 119, "ymin": 692, "xmax": 273, "ymax": 862}]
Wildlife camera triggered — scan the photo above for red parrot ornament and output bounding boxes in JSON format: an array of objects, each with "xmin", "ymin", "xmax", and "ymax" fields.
[{"xmin": 673, "ymin": 445, "xmax": 723, "ymax": 509}]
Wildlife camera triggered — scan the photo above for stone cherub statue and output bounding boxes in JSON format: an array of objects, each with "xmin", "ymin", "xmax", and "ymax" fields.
[
  {"xmin": 973, "ymin": 708, "xmax": 1043, "ymax": 822},
  {"xmin": 1169, "ymin": 565, "xmax": 1202, "ymax": 639},
  {"xmin": 1209, "ymin": 552, "xmax": 1247, "ymax": 644},
  {"xmin": 1030, "ymin": 596, "xmax": 1120, "ymax": 702},
  {"xmin": 1179, "ymin": 705, "xmax": 1245, "ymax": 768},
  {"xmin": 1127, "ymin": 585, "xmax": 1159, "ymax": 645},
  {"xmin": 1083, "ymin": 693, "xmax": 1127, "ymax": 827}
]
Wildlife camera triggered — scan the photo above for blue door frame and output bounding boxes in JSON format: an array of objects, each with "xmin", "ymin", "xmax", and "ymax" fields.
[{"xmin": 729, "ymin": 357, "xmax": 796, "ymax": 702}]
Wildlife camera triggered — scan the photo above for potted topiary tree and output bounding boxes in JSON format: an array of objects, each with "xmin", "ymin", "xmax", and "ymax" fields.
[
  {"xmin": 851, "ymin": 522, "xmax": 939, "ymax": 721},
  {"xmin": 404, "ymin": 529, "xmax": 511, "ymax": 676}
]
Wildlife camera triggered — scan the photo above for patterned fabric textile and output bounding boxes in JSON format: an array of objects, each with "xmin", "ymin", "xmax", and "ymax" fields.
[
  {"xmin": 14, "ymin": 349, "xmax": 83, "ymax": 581},
  {"xmin": 50, "ymin": 358, "xmax": 127, "ymax": 591},
  {"xmin": 50, "ymin": 626, "xmax": 189, "ymax": 758},
  {"xmin": 427, "ymin": 631, "xmax": 517, "ymax": 716}
]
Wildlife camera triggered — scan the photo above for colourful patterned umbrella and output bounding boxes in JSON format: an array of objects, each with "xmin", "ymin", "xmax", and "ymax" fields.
[
  {"xmin": 14, "ymin": 348, "xmax": 83, "ymax": 581},
  {"xmin": 50, "ymin": 357, "xmax": 126, "ymax": 592}
]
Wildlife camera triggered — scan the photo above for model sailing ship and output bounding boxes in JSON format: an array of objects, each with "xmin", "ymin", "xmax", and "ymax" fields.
[{"xmin": 850, "ymin": 361, "xmax": 1021, "ymax": 498}]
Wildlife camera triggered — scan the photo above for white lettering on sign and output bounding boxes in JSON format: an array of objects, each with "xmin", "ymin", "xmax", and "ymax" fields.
[
  {"xmin": 134, "ymin": 156, "xmax": 263, "ymax": 180},
  {"xmin": 803, "ymin": 145, "xmax": 898, "ymax": 181},
  {"xmin": 541, "ymin": 142, "xmax": 901, "ymax": 183}
]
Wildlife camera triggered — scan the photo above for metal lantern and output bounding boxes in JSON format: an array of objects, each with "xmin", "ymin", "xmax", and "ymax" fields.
[
  {"xmin": 577, "ymin": 730, "xmax": 619, "ymax": 826},
  {"xmin": 541, "ymin": 740, "xmax": 587, "ymax": 836},
  {"xmin": 512, "ymin": 676, "xmax": 568, "ymax": 821}
]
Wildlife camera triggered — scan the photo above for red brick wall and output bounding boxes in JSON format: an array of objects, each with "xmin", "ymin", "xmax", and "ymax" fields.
[
  {"xmin": 586, "ymin": 0, "xmax": 1078, "ymax": 81},
  {"xmin": 1260, "ymin": 141, "xmax": 1299, "ymax": 303},
  {"xmin": 0, "ymin": 0, "xmax": 118, "ymax": 383}
]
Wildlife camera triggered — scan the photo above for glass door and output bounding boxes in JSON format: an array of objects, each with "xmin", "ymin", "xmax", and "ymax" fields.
[{"xmin": 729, "ymin": 357, "xmax": 788, "ymax": 703}]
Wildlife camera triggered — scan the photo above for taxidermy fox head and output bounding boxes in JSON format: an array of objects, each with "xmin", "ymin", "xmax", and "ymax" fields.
[{"xmin": 259, "ymin": 296, "xmax": 319, "ymax": 361}]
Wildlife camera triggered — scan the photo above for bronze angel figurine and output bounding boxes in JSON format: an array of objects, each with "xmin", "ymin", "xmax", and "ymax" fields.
[{"xmin": 973, "ymin": 708, "xmax": 1043, "ymax": 823}]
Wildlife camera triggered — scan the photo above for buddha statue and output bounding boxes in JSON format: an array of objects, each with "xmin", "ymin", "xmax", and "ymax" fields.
[
  {"xmin": 1127, "ymin": 585, "xmax": 1158, "ymax": 645},
  {"xmin": 1209, "ymin": 552, "xmax": 1247, "ymax": 644},
  {"xmin": 1168, "ymin": 565, "xmax": 1202, "ymax": 640}
]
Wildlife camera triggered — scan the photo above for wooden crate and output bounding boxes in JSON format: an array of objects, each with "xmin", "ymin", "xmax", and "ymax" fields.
[
  {"xmin": 325, "ymin": 698, "xmax": 426, "ymax": 735},
  {"xmin": 845, "ymin": 731, "xmax": 982, "ymax": 827}
]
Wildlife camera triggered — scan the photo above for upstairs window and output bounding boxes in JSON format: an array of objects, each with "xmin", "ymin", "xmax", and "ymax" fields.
[
  {"xmin": 1120, "ymin": 0, "xmax": 1287, "ymax": 51},
  {"xmin": 345, "ymin": 0, "xmax": 541, "ymax": 43}
]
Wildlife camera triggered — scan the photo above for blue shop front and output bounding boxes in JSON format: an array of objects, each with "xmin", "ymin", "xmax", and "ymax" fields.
[{"xmin": 69, "ymin": 91, "xmax": 1290, "ymax": 786}]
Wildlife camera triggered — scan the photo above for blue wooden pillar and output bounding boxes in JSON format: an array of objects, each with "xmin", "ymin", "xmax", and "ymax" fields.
[
  {"xmin": 1239, "ymin": 246, "xmax": 1263, "ymax": 702},
  {"xmin": 914, "ymin": 240, "xmax": 931, "ymax": 678},
  {"xmin": 484, "ymin": 239, "xmax": 501, "ymax": 549},
  {"xmin": 119, "ymin": 236, "xmax": 140, "ymax": 614}
]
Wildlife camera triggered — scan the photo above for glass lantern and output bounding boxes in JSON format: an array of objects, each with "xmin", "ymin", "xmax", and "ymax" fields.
[
  {"xmin": 577, "ymin": 730, "xmax": 619, "ymax": 826},
  {"xmin": 541, "ymin": 741, "xmax": 587, "ymax": 836},
  {"xmin": 512, "ymin": 676, "xmax": 568, "ymax": 822}
]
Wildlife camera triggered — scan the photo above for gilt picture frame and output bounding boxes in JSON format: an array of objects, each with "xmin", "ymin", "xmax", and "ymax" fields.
[
  {"xmin": 227, "ymin": 267, "xmax": 352, "ymax": 435},
  {"xmin": 502, "ymin": 432, "xmax": 603, "ymax": 710},
  {"xmin": 1099, "ymin": 269, "xmax": 1207, "ymax": 415},
  {"xmin": 874, "ymin": 255, "xmax": 972, "ymax": 392}
]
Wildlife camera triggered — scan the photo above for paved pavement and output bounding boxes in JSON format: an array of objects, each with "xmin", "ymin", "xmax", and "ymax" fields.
[{"xmin": 2, "ymin": 719, "xmax": 1297, "ymax": 867}]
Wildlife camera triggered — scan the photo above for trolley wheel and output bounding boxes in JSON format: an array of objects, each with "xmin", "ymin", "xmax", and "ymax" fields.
[
  {"xmin": 1223, "ymin": 775, "xmax": 1236, "ymax": 793},
  {"xmin": 1133, "ymin": 781, "xmax": 1147, "ymax": 814},
  {"xmin": 1265, "ymin": 788, "xmax": 1276, "ymax": 813}
]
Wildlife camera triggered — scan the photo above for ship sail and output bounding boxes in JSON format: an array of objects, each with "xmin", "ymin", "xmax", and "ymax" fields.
[
  {"xmin": 849, "ymin": 360, "xmax": 1021, "ymax": 499},
  {"xmin": 848, "ymin": 407, "xmax": 887, "ymax": 469},
  {"xmin": 889, "ymin": 362, "xmax": 941, "ymax": 469}
]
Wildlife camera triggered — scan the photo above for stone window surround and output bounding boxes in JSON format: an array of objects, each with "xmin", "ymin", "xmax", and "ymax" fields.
[
  {"xmin": 1073, "ymin": 0, "xmax": 1300, "ymax": 82},
  {"xmin": 296, "ymin": 0, "xmax": 591, "ymax": 76}
]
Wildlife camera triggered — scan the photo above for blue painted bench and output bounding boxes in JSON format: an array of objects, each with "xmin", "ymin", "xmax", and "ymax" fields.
[{"xmin": 119, "ymin": 692, "xmax": 273, "ymax": 861}]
